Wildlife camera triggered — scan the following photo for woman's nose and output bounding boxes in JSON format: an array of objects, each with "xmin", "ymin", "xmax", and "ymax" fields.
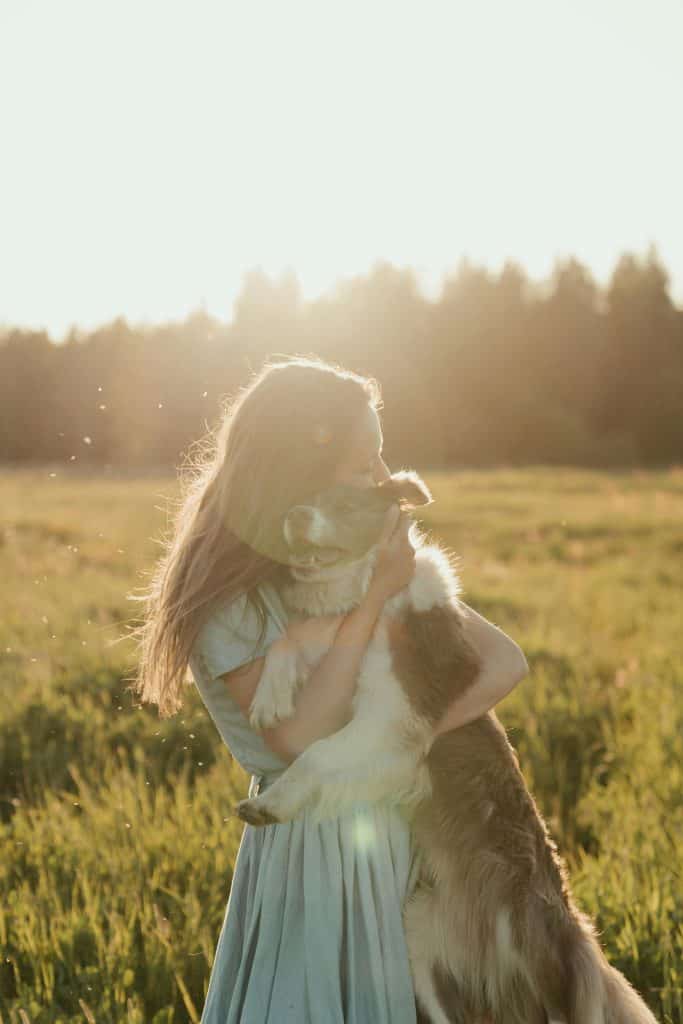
[{"xmin": 375, "ymin": 458, "xmax": 391, "ymax": 484}]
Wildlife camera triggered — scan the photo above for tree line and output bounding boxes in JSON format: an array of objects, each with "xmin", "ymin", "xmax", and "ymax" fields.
[{"xmin": 1, "ymin": 247, "xmax": 681, "ymax": 469}]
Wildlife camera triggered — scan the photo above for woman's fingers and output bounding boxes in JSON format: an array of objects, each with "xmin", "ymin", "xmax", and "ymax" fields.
[
  {"xmin": 378, "ymin": 504, "xmax": 401, "ymax": 546},
  {"xmin": 392, "ymin": 510, "xmax": 412, "ymax": 543}
]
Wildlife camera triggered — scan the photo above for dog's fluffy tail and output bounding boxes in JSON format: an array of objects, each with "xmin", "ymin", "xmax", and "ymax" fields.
[{"xmin": 569, "ymin": 927, "xmax": 658, "ymax": 1024}]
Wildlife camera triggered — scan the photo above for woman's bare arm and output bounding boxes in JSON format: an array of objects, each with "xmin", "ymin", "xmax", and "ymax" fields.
[
  {"xmin": 430, "ymin": 602, "xmax": 528, "ymax": 738},
  {"xmin": 218, "ymin": 587, "xmax": 387, "ymax": 764}
]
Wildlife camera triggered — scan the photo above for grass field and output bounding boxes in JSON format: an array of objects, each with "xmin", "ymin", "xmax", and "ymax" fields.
[{"xmin": 1, "ymin": 465, "xmax": 681, "ymax": 1023}]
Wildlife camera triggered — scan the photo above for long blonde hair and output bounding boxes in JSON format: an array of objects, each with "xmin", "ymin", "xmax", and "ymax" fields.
[{"xmin": 126, "ymin": 353, "xmax": 382, "ymax": 717}]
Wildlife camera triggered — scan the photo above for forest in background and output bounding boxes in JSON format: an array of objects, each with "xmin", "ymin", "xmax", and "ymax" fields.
[{"xmin": 1, "ymin": 247, "xmax": 682, "ymax": 469}]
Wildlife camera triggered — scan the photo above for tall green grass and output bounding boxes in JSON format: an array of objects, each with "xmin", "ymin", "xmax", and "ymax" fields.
[{"xmin": 1, "ymin": 465, "xmax": 681, "ymax": 1021}]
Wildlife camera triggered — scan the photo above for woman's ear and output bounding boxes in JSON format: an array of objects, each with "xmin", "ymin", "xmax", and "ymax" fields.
[{"xmin": 377, "ymin": 469, "xmax": 433, "ymax": 509}]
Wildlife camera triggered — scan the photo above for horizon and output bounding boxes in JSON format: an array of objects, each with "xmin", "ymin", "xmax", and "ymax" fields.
[{"xmin": 2, "ymin": 0, "xmax": 682, "ymax": 341}]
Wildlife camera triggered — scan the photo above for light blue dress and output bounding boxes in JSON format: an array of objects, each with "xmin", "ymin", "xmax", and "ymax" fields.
[{"xmin": 188, "ymin": 579, "xmax": 423, "ymax": 1023}]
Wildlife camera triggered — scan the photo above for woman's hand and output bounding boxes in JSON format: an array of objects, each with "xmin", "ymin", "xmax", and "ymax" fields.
[{"xmin": 366, "ymin": 506, "xmax": 416, "ymax": 609}]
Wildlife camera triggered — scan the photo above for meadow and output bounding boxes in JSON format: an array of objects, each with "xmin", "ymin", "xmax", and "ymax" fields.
[{"xmin": 1, "ymin": 465, "xmax": 681, "ymax": 1023}]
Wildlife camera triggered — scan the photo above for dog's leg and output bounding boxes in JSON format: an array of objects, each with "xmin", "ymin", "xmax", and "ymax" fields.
[
  {"xmin": 234, "ymin": 712, "xmax": 426, "ymax": 825},
  {"xmin": 404, "ymin": 882, "xmax": 472, "ymax": 1024},
  {"xmin": 248, "ymin": 640, "xmax": 304, "ymax": 729},
  {"xmin": 248, "ymin": 614, "xmax": 345, "ymax": 729},
  {"xmin": 234, "ymin": 729, "xmax": 420, "ymax": 825}
]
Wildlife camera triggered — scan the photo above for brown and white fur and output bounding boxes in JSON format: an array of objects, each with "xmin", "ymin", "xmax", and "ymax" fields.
[{"xmin": 234, "ymin": 471, "xmax": 658, "ymax": 1024}]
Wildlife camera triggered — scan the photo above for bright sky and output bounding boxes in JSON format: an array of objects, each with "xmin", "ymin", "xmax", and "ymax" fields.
[{"xmin": 1, "ymin": 0, "xmax": 682, "ymax": 341}]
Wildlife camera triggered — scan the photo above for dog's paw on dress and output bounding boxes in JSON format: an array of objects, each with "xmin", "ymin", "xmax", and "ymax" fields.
[
  {"xmin": 234, "ymin": 796, "xmax": 281, "ymax": 826},
  {"xmin": 234, "ymin": 777, "xmax": 318, "ymax": 826}
]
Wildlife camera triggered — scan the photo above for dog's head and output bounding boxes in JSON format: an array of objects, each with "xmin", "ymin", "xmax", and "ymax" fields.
[{"xmin": 283, "ymin": 469, "xmax": 433, "ymax": 580}]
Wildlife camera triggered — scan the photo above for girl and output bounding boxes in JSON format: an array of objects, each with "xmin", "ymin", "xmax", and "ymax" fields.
[{"xmin": 132, "ymin": 353, "xmax": 528, "ymax": 1023}]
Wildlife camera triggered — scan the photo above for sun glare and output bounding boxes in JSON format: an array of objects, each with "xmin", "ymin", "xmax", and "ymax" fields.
[{"xmin": 1, "ymin": 0, "xmax": 681, "ymax": 338}]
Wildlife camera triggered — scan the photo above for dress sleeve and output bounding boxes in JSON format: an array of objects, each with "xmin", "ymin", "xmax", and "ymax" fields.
[
  {"xmin": 193, "ymin": 591, "xmax": 284, "ymax": 682},
  {"xmin": 188, "ymin": 591, "xmax": 290, "ymax": 778}
]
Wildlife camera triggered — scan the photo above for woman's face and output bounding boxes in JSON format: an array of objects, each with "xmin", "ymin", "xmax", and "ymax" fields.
[
  {"xmin": 332, "ymin": 404, "xmax": 391, "ymax": 489},
  {"xmin": 285, "ymin": 405, "xmax": 392, "ymax": 577}
]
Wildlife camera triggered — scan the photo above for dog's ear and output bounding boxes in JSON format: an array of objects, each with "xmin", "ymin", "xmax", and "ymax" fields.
[{"xmin": 377, "ymin": 470, "xmax": 433, "ymax": 509}]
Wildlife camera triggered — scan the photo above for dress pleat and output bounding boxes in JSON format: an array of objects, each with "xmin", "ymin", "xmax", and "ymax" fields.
[{"xmin": 200, "ymin": 786, "xmax": 421, "ymax": 1023}]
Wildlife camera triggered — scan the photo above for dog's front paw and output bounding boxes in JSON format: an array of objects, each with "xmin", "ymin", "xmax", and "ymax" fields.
[
  {"xmin": 248, "ymin": 657, "xmax": 301, "ymax": 729},
  {"xmin": 249, "ymin": 685, "xmax": 296, "ymax": 730},
  {"xmin": 234, "ymin": 796, "xmax": 282, "ymax": 827},
  {"xmin": 234, "ymin": 777, "xmax": 318, "ymax": 826}
]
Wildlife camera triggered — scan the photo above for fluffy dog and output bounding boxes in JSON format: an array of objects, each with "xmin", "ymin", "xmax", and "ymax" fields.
[{"xmin": 234, "ymin": 471, "xmax": 658, "ymax": 1024}]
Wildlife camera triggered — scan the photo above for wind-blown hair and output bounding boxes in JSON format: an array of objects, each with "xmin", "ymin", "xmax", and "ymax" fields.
[{"xmin": 126, "ymin": 353, "xmax": 382, "ymax": 717}]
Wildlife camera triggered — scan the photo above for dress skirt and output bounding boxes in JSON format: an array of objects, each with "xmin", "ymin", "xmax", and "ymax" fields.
[{"xmin": 200, "ymin": 773, "xmax": 423, "ymax": 1023}]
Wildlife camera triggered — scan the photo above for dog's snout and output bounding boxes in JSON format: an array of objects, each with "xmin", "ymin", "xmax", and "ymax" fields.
[{"xmin": 287, "ymin": 506, "xmax": 314, "ymax": 540}]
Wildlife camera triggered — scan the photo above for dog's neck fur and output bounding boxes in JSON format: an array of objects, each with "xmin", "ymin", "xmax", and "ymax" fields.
[{"xmin": 279, "ymin": 551, "xmax": 378, "ymax": 618}]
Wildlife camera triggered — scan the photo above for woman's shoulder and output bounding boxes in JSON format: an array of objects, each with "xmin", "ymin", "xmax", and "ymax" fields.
[
  {"xmin": 188, "ymin": 580, "xmax": 291, "ymax": 778},
  {"xmin": 202, "ymin": 577, "xmax": 288, "ymax": 641}
]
